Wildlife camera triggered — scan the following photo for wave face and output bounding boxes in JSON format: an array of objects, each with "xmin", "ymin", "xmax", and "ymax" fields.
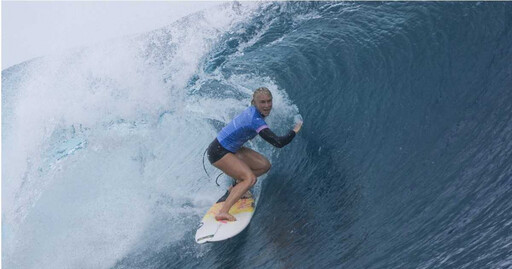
[{"xmin": 3, "ymin": 2, "xmax": 512, "ymax": 268}]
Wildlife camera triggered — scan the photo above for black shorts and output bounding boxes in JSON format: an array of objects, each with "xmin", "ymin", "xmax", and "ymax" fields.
[{"xmin": 207, "ymin": 138, "xmax": 233, "ymax": 164}]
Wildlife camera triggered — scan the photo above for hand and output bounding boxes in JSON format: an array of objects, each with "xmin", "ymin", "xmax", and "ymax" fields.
[{"xmin": 293, "ymin": 121, "xmax": 303, "ymax": 133}]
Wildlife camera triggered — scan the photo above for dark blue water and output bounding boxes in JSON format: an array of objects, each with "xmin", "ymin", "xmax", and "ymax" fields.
[
  {"xmin": 3, "ymin": 2, "xmax": 512, "ymax": 269},
  {"xmin": 186, "ymin": 2, "xmax": 512, "ymax": 268}
]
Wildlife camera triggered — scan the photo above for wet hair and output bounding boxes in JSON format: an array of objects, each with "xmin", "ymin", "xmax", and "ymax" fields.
[{"xmin": 251, "ymin": 87, "xmax": 272, "ymax": 105}]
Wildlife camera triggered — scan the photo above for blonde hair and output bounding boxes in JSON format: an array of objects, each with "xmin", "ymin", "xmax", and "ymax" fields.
[{"xmin": 251, "ymin": 87, "xmax": 272, "ymax": 105}]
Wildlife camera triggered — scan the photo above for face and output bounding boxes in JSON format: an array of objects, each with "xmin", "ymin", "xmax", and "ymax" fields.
[{"xmin": 254, "ymin": 93, "xmax": 273, "ymax": 117}]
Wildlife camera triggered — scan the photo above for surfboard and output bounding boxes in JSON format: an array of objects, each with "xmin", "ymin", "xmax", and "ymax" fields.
[{"xmin": 195, "ymin": 190, "xmax": 255, "ymax": 244}]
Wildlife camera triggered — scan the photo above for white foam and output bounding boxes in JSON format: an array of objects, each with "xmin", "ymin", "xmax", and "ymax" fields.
[{"xmin": 2, "ymin": 2, "xmax": 301, "ymax": 268}]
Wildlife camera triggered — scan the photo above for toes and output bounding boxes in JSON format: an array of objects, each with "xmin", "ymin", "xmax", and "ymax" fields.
[{"xmin": 215, "ymin": 213, "xmax": 237, "ymax": 222}]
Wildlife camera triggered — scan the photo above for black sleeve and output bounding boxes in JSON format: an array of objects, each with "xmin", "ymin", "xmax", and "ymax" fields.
[{"xmin": 258, "ymin": 128, "xmax": 296, "ymax": 148}]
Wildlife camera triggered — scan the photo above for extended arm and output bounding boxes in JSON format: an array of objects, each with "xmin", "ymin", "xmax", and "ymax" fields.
[{"xmin": 259, "ymin": 128, "xmax": 296, "ymax": 148}]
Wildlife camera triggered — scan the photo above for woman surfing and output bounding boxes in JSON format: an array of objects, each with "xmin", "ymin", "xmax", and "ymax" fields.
[{"xmin": 206, "ymin": 87, "xmax": 303, "ymax": 221}]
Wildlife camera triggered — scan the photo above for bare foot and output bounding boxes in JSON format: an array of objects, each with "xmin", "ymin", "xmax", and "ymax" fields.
[{"xmin": 215, "ymin": 212, "xmax": 236, "ymax": 222}]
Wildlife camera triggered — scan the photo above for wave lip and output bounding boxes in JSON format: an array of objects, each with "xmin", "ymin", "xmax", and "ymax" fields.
[
  {"xmin": 1, "ymin": 2, "xmax": 283, "ymax": 269},
  {"xmin": 4, "ymin": 1, "xmax": 512, "ymax": 269}
]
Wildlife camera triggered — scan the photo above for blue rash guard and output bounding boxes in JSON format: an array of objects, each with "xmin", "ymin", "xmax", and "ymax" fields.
[{"xmin": 217, "ymin": 106, "xmax": 268, "ymax": 152}]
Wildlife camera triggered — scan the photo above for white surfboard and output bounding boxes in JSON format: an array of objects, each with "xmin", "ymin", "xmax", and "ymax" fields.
[{"xmin": 195, "ymin": 190, "xmax": 255, "ymax": 244}]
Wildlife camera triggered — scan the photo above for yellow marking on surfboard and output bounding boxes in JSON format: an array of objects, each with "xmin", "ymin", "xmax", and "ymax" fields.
[{"xmin": 203, "ymin": 197, "xmax": 255, "ymax": 221}]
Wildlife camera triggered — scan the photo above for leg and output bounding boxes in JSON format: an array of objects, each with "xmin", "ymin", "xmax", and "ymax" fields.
[
  {"xmin": 227, "ymin": 147, "xmax": 271, "ymax": 196},
  {"xmin": 235, "ymin": 147, "xmax": 271, "ymax": 177},
  {"xmin": 212, "ymin": 153, "xmax": 257, "ymax": 221}
]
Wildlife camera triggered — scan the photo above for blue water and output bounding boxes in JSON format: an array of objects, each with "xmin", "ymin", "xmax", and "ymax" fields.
[{"xmin": 3, "ymin": 2, "xmax": 512, "ymax": 269}]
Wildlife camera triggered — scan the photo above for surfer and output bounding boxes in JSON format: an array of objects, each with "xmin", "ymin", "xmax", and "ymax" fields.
[{"xmin": 206, "ymin": 87, "xmax": 303, "ymax": 221}]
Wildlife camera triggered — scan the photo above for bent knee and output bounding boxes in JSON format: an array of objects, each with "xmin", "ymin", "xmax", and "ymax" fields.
[
  {"xmin": 264, "ymin": 160, "xmax": 272, "ymax": 173},
  {"xmin": 242, "ymin": 173, "xmax": 257, "ymax": 187},
  {"xmin": 258, "ymin": 158, "xmax": 271, "ymax": 173}
]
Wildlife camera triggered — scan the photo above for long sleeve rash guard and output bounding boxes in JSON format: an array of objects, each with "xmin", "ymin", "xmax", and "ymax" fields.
[{"xmin": 259, "ymin": 128, "xmax": 296, "ymax": 148}]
